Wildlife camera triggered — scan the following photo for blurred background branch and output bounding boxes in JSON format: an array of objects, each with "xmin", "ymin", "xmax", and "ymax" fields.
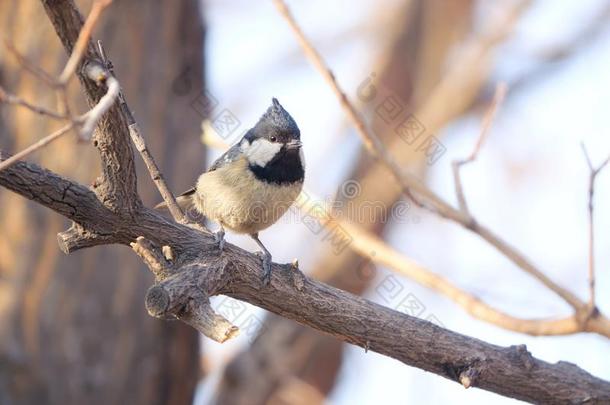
[{"xmin": 0, "ymin": 0, "xmax": 205, "ymax": 403}]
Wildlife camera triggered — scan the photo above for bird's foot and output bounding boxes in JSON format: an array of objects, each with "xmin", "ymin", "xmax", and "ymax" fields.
[
  {"xmin": 213, "ymin": 228, "xmax": 225, "ymax": 251},
  {"xmin": 256, "ymin": 251, "xmax": 273, "ymax": 286}
]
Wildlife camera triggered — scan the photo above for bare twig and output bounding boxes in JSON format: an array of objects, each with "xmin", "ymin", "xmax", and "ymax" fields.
[
  {"xmin": 0, "ymin": 64, "xmax": 120, "ymax": 173},
  {"xmin": 298, "ymin": 193, "xmax": 610, "ymax": 337},
  {"xmin": 0, "ymin": 0, "xmax": 116, "ymax": 172},
  {"xmin": 452, "ymin": 82, "xmax": 507, "ymax": 213},
  {"xmin": 94, "ymin": 42, "xmax": 187, "ymax": 224},
  {"xmin": 271, "ymin": 0, "xmax": 377, "ymax": 155},
  {"xmin": 58, "ymin": 0, "xmax": 113, "ymax": 84},
  {"xmin": 54, "ymin": 0, "xmax": 112, "ymax": 120},
  {"xmin": 126, "ymin": 107, "xmax": 187, "ymax": 224},
  {"xmin": 5, "ymin": 0, "xmax": 112, "ymax": 119},
  {"xmin": 581, "ymin": 143, "xmax": 610, "ymax": 309},
  {"xmin": 272, "ymin": 0, "xmax": 585, "ymax": 312},
  {"xmin": 5, "ymin": 41, "xmax": 57, "ymax": 87},
  {"xmin": 0, "ymin": 87, "xmax": 66, "ymax": 120},
  {"xmin": 0, "ymin": 124, "xmax": 74, "ymax": 172}
]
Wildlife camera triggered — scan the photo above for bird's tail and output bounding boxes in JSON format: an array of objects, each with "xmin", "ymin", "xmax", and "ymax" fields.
[{"xmin": 154, "ymin": 188, "xmax": 196, "ymax": 211}]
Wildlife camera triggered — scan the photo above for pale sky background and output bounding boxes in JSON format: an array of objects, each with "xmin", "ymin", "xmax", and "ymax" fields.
[{"xmin": 195, "ymin": 0, "xmax": 610, "ymax": 403}]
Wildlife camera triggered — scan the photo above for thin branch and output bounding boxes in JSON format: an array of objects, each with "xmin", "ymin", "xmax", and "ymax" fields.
[
  {"xmin": 94, "ymin": 42, "xmax": 187, "ymax": 224},
  {"xmin": 5, "ymin": 0, "xmax": 112, "ymax": 121},
  {"xmin": 0, "ymin": 67, "xmax": 120, "ymax": 173},
  {"xmin": 53, "ymin": 0, "xmax": 112, "ymax": 120},
  {"xmin": 127, "ymin": 112, "xmax": 187, "ymax": 223},
  {"xmin": 580, "ymin": 143, "xmax": 610, "ymax": 310},
  {"xmin": 467, "ymin": 83, "xmax": 508, "ymax": 164},
  {"xmin": 0, "ymin": 87, "xmax": 66, "ymax": 120},
  {"xmin": 0, "ymin": 0, "xmax": 117, "ymax": 171},
  {"xmin": 5, "ymin": 41, "xmax": 57, "ymax": 87},
  {"xmin": 271, "ymin": 0, "xmax": 585, "ymax": 312},
  {"xmin": 0, "ymin": 124, "xmax": 74, "ymax": 172},
  {"xmin": 270, "ymin": 0, "xmax": 391, "ymax": 162},
  {"xmin": 58, "ymin": 0, "xmax": 112, "ymax": 84},
  {"xmin": 452, "ymin": 82, "xmax": 507, "ymax": 213},
  {"xmin": 297, "ymin": 193, "xmax": 610, "ymax": 337}
]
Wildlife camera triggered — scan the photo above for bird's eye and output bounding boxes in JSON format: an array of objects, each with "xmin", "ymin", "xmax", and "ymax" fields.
[{"xmin": 270, "ymin": 136, "xmax": 277, "ymax": 142}]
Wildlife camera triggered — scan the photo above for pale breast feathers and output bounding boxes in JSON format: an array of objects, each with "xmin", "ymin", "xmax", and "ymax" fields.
[{"xmin": 195, "ymin": 158, "xmax": 302, "ymax": 233}]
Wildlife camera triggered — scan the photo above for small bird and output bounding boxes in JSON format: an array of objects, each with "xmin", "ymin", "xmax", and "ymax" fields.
[{"xmin": 156, "ymin": 98, "xmax": 304, "ymax": 285}]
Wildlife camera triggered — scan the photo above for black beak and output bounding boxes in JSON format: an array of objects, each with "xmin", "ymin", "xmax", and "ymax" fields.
[{"xmin": 285, "ymin": 139, "xmax": 302, "ymax": 150}]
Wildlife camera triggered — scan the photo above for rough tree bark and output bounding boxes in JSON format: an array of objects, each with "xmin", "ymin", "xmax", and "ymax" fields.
[
  {"xmin": 0, "ymin": 1, "xmax": 205, "ymax": 404},
  {"xmin": 1, "ymin": 1, "xmax": 610, "ymax": 404}
]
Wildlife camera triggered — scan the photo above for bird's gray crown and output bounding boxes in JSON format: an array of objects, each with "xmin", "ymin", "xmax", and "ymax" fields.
[{"xmin": 255, "ymin": 98, "xmax": 300, "ymax": 137}]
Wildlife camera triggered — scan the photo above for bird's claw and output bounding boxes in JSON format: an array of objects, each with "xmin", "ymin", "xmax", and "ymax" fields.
[
  {"xmin": 256, "ymin": 251, "xmax": 272, "ymax": 286},
  {"xmin": 214, "ymin": 228, "xmax": 225, "ymax": 251}
]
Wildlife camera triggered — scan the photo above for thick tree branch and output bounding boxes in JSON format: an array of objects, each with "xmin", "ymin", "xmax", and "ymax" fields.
[
  {"xmin": 2, "ymin": 151, "xmax": 610, "ymax": 403},
  {"xmin": 41, "ymin": 0, "xmax": 140, "ymax": 212},
  {"xmin": 200, "ymin": 139, "xmax": 610, "ymax": 338}
]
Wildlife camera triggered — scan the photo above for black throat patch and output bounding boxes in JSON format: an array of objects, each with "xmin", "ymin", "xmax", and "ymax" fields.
[{"xmin": 249, "ymin": 149, "xmax": 304, "ymax": 185}]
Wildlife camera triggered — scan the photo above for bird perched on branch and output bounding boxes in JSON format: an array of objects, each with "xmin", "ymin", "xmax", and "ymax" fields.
[{"xmin": 156, "ymin": 98, "xmax": 304, "ymax": 285}]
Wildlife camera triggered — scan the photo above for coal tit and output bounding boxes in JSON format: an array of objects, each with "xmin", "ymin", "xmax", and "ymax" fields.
[{"xmin": 157, "ymin": 98, "xmax": 304, "ymax": 285}]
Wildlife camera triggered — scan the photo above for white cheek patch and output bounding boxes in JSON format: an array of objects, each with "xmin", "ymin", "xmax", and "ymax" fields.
[{"xmin": 243, "ymin": 138, "xmax": 282, "ymax": 167}]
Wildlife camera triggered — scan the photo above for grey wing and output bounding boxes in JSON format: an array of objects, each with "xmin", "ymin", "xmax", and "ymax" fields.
[
  {"xmin": 155, "ymin": 143, "xmax": 242, "ymax": 210},
  {"xmin": 154, "ymin": 187, "xmax": 195, "ymax": 210},
  {"xmin": 207, "ymin": 142, "xmax": 243, "ymax": 172}
]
